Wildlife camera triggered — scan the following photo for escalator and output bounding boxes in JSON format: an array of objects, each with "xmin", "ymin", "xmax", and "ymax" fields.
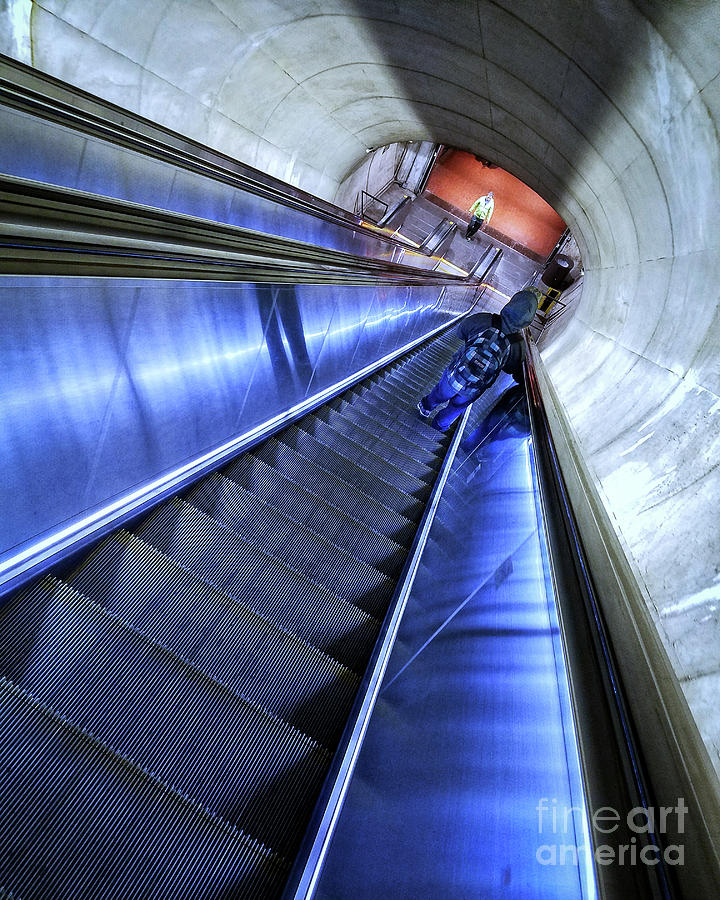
[
  {"xmin": 2, "ymin": 57, "xmax": 717, "ymax": 900},
  {"xmin": 0, "ymin": 332, "xmax": 458, "ymax": 900}
]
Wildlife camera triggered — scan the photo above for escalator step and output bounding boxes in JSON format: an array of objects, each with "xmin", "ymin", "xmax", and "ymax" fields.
[
  {"xmin": 345, "ymin": 387, "xmax": 443, "ymax": 441},
  {"xmin": 66, "ymin": 532, "xmax": 359, "ymax": 753},
  {"xmin": 136, "ymin": 497, "xmax": 380, "ymax": 673},
  {"xmin": 395, "ymin": 349, "xmax": 451, "ymax": 369},
  {"xmin": 396, "ymin": 357, "xmax": 445, "ymax": 375},
  {"xmin": 382, "ymin": 369, "xmax": 440, "ymax": 394},
  {"xmin": 404, "ymin": 346, "xmax": 453, "ymax": 366},
  {"xmin": 252, "ymin": 441, "xmax": 417, "ymax": 543},
  {"xmin": 360, "ymin": 378, "xmax": 423, "ymax": 412},
  {"xmin": 305, "ymin": 409, "xmax": 439, "ymax": 480},
  {"xmin": 277, "ymin": 427, "xmax": 426, "ymax": 514},
  {"xmin": 367, "ymin": 373, "xmax": 420, "ymax": 402},
  {"xmin": 352, "ymin": 377, "xmax": 426, "ymax": 409},
  {"xmin": 295, "ymin": 416, "xmax": 434, "ymax": 489},
  {"xmin": 0, "ymin": 676, "xmax": 290, "ymax": 900},
  {"xmin": 364, "ymin": 378, "xmax": 421, "ymax": 407},
  {"xmin": 323, "ymin": 396, "xmax": 443, "ymax": 457},
  {"xmin": 280, "ymin": 424, "xmax": 432, "ymax": 500},
  {"xmin": 0, "ymin": 577, "xmax": 330, "ymax": 856},
  {"xmin": 383, "ymin": 360, "xmax": 443, "ymax": 383},
  {"xmin": 224, "ymin": 455, "xmax": 407, "ymax": 578},
  {"xmin": 326, "ymin": 397, "xmax": 443, "ymax": 456},
  {"xmin": 404, "ymin": 364, "xmax": 446, "ymax": 381},
  {"xmin": 187, "ymin": 474, "xmax": 394, "ymax": 616}
]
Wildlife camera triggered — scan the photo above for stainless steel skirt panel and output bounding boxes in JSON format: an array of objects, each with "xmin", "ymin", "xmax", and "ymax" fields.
[{"xmin": 0, "ymin": 276, "xmax": 471, "ymax": 571}]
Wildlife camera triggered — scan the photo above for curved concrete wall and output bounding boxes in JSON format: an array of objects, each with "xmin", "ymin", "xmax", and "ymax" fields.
[{"xmin": 2, "ymin": 1, "xmax": 719, "ymax": 772}]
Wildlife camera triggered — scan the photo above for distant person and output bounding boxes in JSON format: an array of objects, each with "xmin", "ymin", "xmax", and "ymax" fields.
[
  {"xmin": 464, "ymin": 191, "xmax": 495, "ymax": 240},
  {"xmin": 416, "ymin": 289, "xmax": 539, "ymax": 432}
]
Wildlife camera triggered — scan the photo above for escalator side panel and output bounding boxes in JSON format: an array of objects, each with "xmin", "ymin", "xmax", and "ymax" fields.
[{"xmin": 0, "ymin": 329, "xmax": 457, "ymax": 898}]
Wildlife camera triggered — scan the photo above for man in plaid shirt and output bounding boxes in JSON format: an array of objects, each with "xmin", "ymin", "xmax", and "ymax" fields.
[{"xmin": 417, "ymin": 289, "xmax": 539, "ymax": 432}]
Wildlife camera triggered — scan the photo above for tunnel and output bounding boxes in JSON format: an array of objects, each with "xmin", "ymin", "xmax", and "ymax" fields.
[{"xmin": 0, "ymin": 2, "xmax": 719, "ymax": 898}]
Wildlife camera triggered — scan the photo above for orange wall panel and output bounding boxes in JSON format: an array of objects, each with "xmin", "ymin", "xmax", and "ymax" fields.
[{"xmin": 426, "ymin": 149, "xmax": 566, "ymax": 257}]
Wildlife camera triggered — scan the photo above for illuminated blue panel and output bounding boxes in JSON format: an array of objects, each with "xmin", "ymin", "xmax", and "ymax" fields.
[
  {"xmin": 0, "ymin": 276, "xmax": 470, "ymax": 577},
  {"xmin": 314, "ymin": 377, "xmax": 597, "ymax": 900}
]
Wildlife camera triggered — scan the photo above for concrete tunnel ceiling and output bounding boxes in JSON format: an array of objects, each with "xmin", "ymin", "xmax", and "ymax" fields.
[{"xmin": 4, "ymin": 2, "xmax": 720, "ymax": 771}]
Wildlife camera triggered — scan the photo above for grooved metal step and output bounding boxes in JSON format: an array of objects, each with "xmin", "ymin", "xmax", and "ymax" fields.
[
  {"xmin": 325, "ymin": 397, "xmax": 442, "ymax": 456},
  {"xmin": 0, "ymin": 676, "xmax": 290, "ymax": 900},
  {"xmin": 359, "ymin": 378, "xmax": 424, "ymax": 411},
  {"xmin": 224, "ymin": 454, "xmax": 408, "ymax": 577},
  {"xmin": 382, "ymin": 369, "xmax": 439, "ymax": 393},
  {"xmin": 252, "ymin": 441, "xmax": 417, "ymax": 543},
  {"xmin": 306, "ymin": 408, "xmax": 440, "ymax": 479},
  {"xmin": 187, "ymin": 474, "xmax": 395, "ymax": 614},
  {"xmin": 378, "ymin": 364, "xmax": 436, "ymax": 388},
  {"xmin": 368, "ymin": 373, "xmax": 421, "ymax": 401},
  {"xmin": 292, "ymin": 419, "xmax": 432, "ymax": 493},
  {"xmin": 345, "ymin": 387, "xmax": 444, "ymax": 440},
  {"xmin": 296, "ymin": 414, "xmax": 435, "ymax": 486},
  {"xmin": 66, "ymin": 532, "xmax": 360, "ymax": 752},
  {"xmin": 277, "ymin": 427, "xmax": 427, "ymax": 514},
  {"xmin": 135, "ymin": 497, "xmax": 381, "ymax": 673},
  {"xmin": 0, "ymin": 577, "xmax": 331, "ymax": 855}
]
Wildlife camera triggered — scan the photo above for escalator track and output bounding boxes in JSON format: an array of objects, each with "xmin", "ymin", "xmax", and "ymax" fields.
[{"xmin": 0, "ymin": 332, "xmax": 458, "ymax": 899}]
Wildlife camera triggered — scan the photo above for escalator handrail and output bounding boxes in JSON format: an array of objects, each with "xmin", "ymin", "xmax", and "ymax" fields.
[
  {"xmin": 469, "ymin": 244, "xmax": 502, "ymax": 284},
  {"xmin": 0, "ymin": 56, "xmax": 490, "ymax": 287},
  {"xmin": 0, "ymin": 54, "xmax": 418, "ymax": 257},
  {"xmin": 0, "ymin": 173, "xmax": 469, "ymax": 285},
  {"xmin": 418, "ymin": 216, "xmax": 454, "ymax": 254}
]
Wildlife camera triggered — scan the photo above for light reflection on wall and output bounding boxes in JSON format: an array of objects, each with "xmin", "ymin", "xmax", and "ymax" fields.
[{"xmin": 1, "ymin": 277, "xmax": 475, "ymax": 574}]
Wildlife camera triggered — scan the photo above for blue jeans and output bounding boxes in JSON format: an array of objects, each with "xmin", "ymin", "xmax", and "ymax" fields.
[{"xmin": 422, "ymin": 370, "xmax": 476, "ymax": 431}]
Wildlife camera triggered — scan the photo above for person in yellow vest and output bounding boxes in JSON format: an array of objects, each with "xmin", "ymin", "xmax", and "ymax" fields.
[{"xmin": 464, "ymin": 191, "xmax": 495, "ymax": 240}]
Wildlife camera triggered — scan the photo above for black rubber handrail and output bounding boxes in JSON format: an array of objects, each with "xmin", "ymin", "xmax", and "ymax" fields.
[
  {"xmin": 377, "ymin": 195, "xmax": 410, "ymax": 228},
  {"xmin": 418, "ymin": 216, "xmax": 455, "ymax": 254},
  {"xmin": 468, "ymin": 245, "xmax": 503, "ymax": 288}
]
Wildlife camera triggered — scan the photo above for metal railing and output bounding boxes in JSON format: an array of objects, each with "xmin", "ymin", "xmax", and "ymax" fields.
[{"xmin": 358, "ymin": 190, "xmax": 389, "ymax": 224}]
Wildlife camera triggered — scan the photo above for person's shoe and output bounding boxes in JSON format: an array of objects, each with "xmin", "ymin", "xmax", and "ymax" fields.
[
  {"xmin": 430, "ymin": 418, "xmax": 449, "ymax": 433},
  {"xmin": 465, "ymin": 236, "xmax": 472, "ymax": 242},
  {"xmin": 417, "ymin": 399, "xmax": 432, "ymax": 419}
]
